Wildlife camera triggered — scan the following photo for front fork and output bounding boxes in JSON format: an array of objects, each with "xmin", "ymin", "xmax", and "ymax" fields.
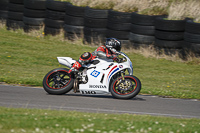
[
  {"xmin": 121, "ymin": 70, "xmax": 125, "ymax": 81},
  {"xmin": 116, "ymin": 70, "xmax": 125, "ymax": 86}
]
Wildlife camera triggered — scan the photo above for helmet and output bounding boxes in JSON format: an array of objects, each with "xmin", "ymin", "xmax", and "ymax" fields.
[
  {"xmin": 105, "ymin": 38, "xmax": 121, "ymax": 52},
  {"xmin": 79, "ymin": 52, "xmax": 93, "ymax": 65}
]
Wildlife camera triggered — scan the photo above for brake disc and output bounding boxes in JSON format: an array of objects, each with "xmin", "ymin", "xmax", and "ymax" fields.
[{"xmin": 118, "ymin": 80, "xmax": 132, "ymax": 91}]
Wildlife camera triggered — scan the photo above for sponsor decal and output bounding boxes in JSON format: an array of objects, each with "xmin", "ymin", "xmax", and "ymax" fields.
[
  {"xmin": 90, "ymin": 70, "xmax": 100, "ymax": 78},
  {"xmin": 89, "ymin": 85, "xmax": 107, "ymax": 88},
  {"xmin": 81, "ymin": 91, "xmax": 96, "ymax": 94},
  {"xmin": 107, "ymin": 65, "xmax": 119, "ymax": 83},
  {"xmin": 107, "ymin": 65, "xmax": 117, "ymax": 79},
  {"xmin": 119, "ymin": 65, "xmax": 123, "ymax": 68}
]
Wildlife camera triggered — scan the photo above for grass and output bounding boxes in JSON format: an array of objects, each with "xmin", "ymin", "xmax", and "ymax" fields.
[
  {"xmin": 0, "ymin": 107, "xmax": 200, "ymax": 133},
  {"xmin": 0, "ymin": 25, "xmax": 200, "ymax": 99},
  {"xmin": 167, "ymin": 0, "xmax": 200, "ymax": 21}
]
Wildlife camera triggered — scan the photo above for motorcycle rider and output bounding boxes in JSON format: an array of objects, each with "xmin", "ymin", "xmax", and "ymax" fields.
[{"xmin": 68, "ymin": 38, "xmax": 122, "ymax": 74}]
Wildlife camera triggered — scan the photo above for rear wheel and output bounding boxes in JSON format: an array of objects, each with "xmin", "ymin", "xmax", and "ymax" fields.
[
  {"xmin": 43, "ymin": 68, "xmax": 74, "ymax": 95},
  {"xmin": 111, "ymin": 75, "xmax": 141, "ymax": 99}
]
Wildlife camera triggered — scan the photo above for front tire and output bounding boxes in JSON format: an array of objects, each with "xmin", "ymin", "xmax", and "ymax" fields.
[
  {"xmin": 43, "ymin": 68, "xmax": 74, "ymax": 95},
  {"xmin": 111, "ymin": 75, "xmax": 141, "ymax": 99}
]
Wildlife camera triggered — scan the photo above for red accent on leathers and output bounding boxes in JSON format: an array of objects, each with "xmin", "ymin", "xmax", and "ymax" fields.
[
  {"xmin": 72, "ymin": 61, "xmax": 82, "ymax": 69},
  {"xmin": 68, "ymin": 61, "xmax": 82, "ymax": 74},
  {"xmin": 69, "ymin": 45, "xmax": 117, "ymax": 73},
  {"xmin": 68, "ymin": 54, "xmax": 96, "ymax": 74}
]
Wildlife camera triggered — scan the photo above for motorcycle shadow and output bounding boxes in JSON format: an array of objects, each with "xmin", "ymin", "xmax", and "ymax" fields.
[{"xmin": 64, "ymin": 92, "xmax": 145, "ymax": 101}]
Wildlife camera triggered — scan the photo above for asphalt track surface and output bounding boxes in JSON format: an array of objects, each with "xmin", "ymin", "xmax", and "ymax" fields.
[{"xmin": 0, "ymin": 84, "xmax": 199, "ymax": 118}]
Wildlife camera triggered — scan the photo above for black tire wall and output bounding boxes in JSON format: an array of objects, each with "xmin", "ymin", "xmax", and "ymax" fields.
[
  {"xmin": 44, "ymin": 0, "xmax": 68, "ymax": 36},
  {"xmin": 24, "ymin": 0, "xmax": 46, "ymax": 10},
  {"xmin": 129, "ymin": 12, "xmax": 162, "ymax": 48},
  {"xmin": 23, "ymin": 0, "xmax": 46, "ymax": 32},
  {"xmin": 155, "ymin": 17, "xmax": 186, "ymax": 55},
  {"xmin": 184, "ymin": 20, "xmax": 200, "ymax": 55},
  {"xmin": 84, "ymin": 7, "xmax": 108, "ymax": 45},
  {"xmin": 0, "ymin": 0, "xmax": 9, "ymax": 20},
  {"xmin": 6, "ymin": 0, "xmax": 24, "ymax": 30},
  {"xmin": 106, "ymin": 10, "xmax": 131, "ymax": 48},
  {"xmin": 64, "ymin": 3, "xmax": 85, "ymax": 40}
]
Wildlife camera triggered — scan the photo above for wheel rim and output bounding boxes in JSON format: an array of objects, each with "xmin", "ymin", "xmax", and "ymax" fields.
[
  {"xmin": 46, "ymin": 70, "xmax": 71, "ymax": 89},
  {"xmin": 113, "ymin": 76, "xmax": 137, "ymax": 95}
]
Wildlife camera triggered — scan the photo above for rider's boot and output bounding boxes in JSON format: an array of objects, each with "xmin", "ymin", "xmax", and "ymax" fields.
[{"xmin": 68, "ymin": 61, "xmax": 82, "ymax": 75}]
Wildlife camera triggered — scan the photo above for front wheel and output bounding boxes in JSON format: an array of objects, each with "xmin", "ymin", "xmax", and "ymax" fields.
[
  {"xmin": 111, "ymin": 75, "xmax": 141, "ymax": 99},
  {"xmin": 43, "ymin": 68, "xmax": 74, "ymax": 95}
]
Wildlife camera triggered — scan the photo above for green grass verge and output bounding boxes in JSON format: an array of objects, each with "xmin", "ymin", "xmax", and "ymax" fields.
[
  {"xmin": 0, "ymin": 27, "xmax": 200, "ymax": 99},
  {"xmin": 0, "ymin": 107, "xmax": 199, "ymax": 133}
]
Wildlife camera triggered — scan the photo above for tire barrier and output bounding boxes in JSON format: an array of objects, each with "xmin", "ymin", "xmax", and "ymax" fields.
[
  {"xmin": 184, "ymin": 20, "xmax": 200, "ymax": 56},
  {"xmin": 106, "ymin": 10, "xmax": 131, "ymax": 48},
  {"xmin": 83, "ymin": 27, "xmax": 107, "ymax": 44},
  {"xmin": 6, "ymin": 0, "xmax": 24, "ymax": 30},
  {"xmin": 24, "ymin": 0, "xmax": 46, "ymax": 10},
  {"xmin": 44, "ymin": 0, "xmax": 67, "ymax": 36},
  {"xmin": 0, "ymin": 0, "xmax": 8, "ymax": 21},
  {"xmin": 23, "ymin": 0, "xmax": 46, "ymax": 32},
  {"xmin": 129, "ymin": 12, "xmax": 163, "ymax": 48},
  {"xmin": 0, "ymin": 10, "xmax": 8, "ymax": 20},
  {"xmin": 84, "ymin": 7, "xmax": 108, "ymax": 45},
  {"xmin": 0, "ymin": 0, "xmax": 9, "ymax": 10},
  {"xmin": 24, "ymin": 8, "xmax": 46, "ymax": 18},
  {"xmin": 64, "ymin": 4, "xmax": 85, "ymax": 40},
  {"xmin": 155, "ymin": 17, "xmax": 186, "ymax": 55},
  {"xmin": 0, "ymin": 0, "xmax": 199, "ymax": 57}
]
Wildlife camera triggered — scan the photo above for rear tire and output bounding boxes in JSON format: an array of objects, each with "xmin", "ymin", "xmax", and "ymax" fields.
[
  {"xmin": 111, "ymin": 75, "xmax": 141, "ymax": 99},
  {"xmin": 43, "ymin": 68, "xmax": 74, "ymax": 95}
]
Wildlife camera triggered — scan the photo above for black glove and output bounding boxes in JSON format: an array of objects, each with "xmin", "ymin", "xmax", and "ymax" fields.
[{"xmin": 113, "ymin": 57, "xmax": 122, "ymax": 63}]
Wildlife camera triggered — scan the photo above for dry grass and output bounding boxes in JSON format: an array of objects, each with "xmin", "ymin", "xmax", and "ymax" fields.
[
  {"xmin": 71, "ymin": 0, "xmax": 170, "ymax": 14},
  {"xmin": 168, "ymin": 1, "xmax": 186, "ymax": 20},
  {"xmin": 70, "ymin": 0, "xmax": 91, "ymax": 7},
  {"xmin": 123, "ymin": 45, "xmax": 200, "ymax": 64},
  {"xmin": 0, "ymin": 20, "xmax": 6, "ymax": 28},
  {"xmin": 69, "ymin": 0, "xmax": 200, "ymax": 21},
  {"xmin": 185, "ymin": 0, "xmax": 200, "ymax": 22},
  {"xmin": 24, "ymin": 27, "xmax": 45, "ymax": 38},
  {"xmin": 134, "ymin": 0, "xmax": 169, "ymax": 15},
  {"xmin": 112, "ymin": 0, "xmax": 139, "ymax": 12},
  {"xmin": 166, "ymin": 0, "xmax": 200, "ymax": 22},
  {"xmin": 87, "ymin": 0, "xmax": 115, "ymax": 10},
  {"xmin": 58, "ymin": 0, "xmax": 200, "ymax": 21}
]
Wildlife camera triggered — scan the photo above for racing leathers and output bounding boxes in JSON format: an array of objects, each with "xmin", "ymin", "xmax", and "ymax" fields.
[
  {"xmin": 68, "ymin": 45, "xmax": 119, "ymax": 74},
  {"xmin": 92, "ymin": 45, "xmax": 119, "ymax": 61}
]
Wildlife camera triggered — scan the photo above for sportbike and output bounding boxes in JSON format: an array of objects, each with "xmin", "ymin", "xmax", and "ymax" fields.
[{"xmin": 43, "ymin": 52, "xmax": 141, "ymax": 99}]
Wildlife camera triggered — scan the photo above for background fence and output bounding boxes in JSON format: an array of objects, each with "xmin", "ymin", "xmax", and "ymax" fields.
[{"xmin": 0, "ymin": 0, "xmax": 200, "ymax": 57}]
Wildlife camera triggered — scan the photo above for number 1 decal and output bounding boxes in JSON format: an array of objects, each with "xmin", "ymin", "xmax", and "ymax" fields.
[{"xmin": 90, "ymin": 70, "xmax": 100, "ymax": 78}]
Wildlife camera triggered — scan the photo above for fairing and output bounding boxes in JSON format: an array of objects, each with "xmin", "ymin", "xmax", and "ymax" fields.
[{"xmin": 57, "ymin": 52, "xmax": 133, "ymax": 95}]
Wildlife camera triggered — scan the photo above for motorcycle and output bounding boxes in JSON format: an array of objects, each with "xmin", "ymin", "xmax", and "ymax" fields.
[{"xmin": 43, "ymin": 51, "xmax": 141, "ymax": 99}]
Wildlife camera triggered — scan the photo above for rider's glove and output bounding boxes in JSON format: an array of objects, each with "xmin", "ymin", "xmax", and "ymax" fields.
[
  {"xmin": 107, "ymin": 55, "xmax": 121, "ymax": 63},
  {"xmin": 113, "ymin": 56, "xmax": 122, "ymax": 63}
]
